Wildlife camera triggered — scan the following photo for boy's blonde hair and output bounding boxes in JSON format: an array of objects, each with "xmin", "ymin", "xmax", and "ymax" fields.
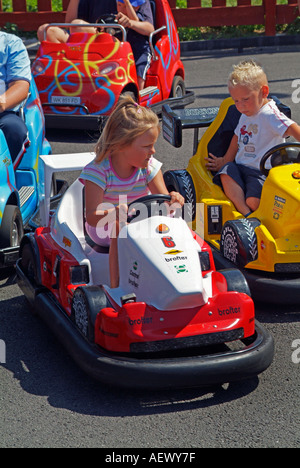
[
  {"xmin": 94, "ymin": 94, "xmax": 160, "ymax": 163},
  {"xmin": 228, "ymin": 59, "xmax": 268, "ymax": 91}
]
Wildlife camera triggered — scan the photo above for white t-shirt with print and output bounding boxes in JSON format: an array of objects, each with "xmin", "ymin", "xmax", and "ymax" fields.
[{"xmin": 234, "ymin": 99, "xmax": 294, "ymax": 170}]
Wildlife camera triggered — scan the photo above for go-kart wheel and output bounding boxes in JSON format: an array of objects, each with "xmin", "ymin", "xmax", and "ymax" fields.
[
  {"xmin": 220, "ymin": 218, "xmax": 260, "ymax": 268},
  {"xmin": 20, "ymin": 242, "xmax": 39, "ymax": 284},
  {"xmin": 119, "ymin": 90, "xmax": 137, "ymax": 104},
  {"xmin": 71, "ymin": 286, "xmax": 112, "ymax": 343},
  {"xmin": 0, "ymin": 204, "xmax": 24, "ymax": 248},
  {"xmin": 219, "ymin": 268, "xmax": 251, "ymax": 297},
  {"xmin": 260, "ymin": 142, "xmax": 300, "ymax": 176},
  {"xmin": 164, "ymin": 169, "xmax": 196, "ymax": 221},
  {"xmin": 127, "ymin": 194, "xmax": 182, "ymax": 222},
  {"xmin": 171, "ymin": 76, "xmax": 185, "ymax": 98}
]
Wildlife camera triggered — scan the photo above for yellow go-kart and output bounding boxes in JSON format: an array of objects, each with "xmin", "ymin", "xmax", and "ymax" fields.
[{"xmin": 162, "ymin": 98, "xmax": 300, "ymax": 304}]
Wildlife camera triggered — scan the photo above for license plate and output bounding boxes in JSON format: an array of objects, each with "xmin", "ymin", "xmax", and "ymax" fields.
[{"xmin": 51, "ymin": 96, "xmax": 81, "ymax": 105}]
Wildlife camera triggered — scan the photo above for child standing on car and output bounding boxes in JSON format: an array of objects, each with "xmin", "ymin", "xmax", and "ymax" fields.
[
  {"xmin": 80, "ymin": 94, "xmax": 184, "ymax": 287},
  {"xmin": 205, "ymin": 59, "xmax": 300, "ymax": 216},
  {"xmin": 116, "ymin": 0, "xmax": 154, "ymax": 90}
]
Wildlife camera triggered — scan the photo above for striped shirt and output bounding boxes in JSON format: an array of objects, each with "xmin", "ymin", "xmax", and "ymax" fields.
[{"xmin": 79, "ymin": 155, "xmax": 162, "ymax": 207}]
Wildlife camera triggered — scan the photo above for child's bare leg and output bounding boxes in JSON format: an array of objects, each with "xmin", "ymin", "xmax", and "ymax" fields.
[
  {"xmin": 246, "ymin": 196, "xmax": 260, "ymax": 212},
  {"xmin": 137, "ymin": 76, "xmax": 145, "ymax": 90},
  {"xmin": 109, "ymin": 205, "xmax": 128, "ymax": 288},
  {"xmin": 70, "ymin": 19, "xmax": 97, "ymax": 35},
  {"xmin": 37, "ymin": 24, "xmax": 69, "ymax": 43},
  {"xmin": 220, "ymin": 174, "xmax": 251, "ymax": 216}
]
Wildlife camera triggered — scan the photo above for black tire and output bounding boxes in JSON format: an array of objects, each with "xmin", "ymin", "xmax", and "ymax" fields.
[
  {"xmin": 220, "ymin": 218, "xmax": 261, "ymax": 268},
  {"xmin": 120, "ymin": 90, "xmax": 137, "ymax": 103},
  {"xmin": 219, "ymin": 268, "xmax": 251, "ymax": 297},
  {"xmin": 0, "ymin": 205, "xmax": 24, "ymax": 248},
  {"xmin": 170, "ymin": 76, "xmax": 185, "ymax": 98},
  {"xmin": 20, "ymin": 243, "xmax": 38, "ymax": 284},
  {"xmin": 71, "ymin": 286, "xmax": 112, "ymax": 343},
  {"xmin": 163, "ymin": 169, "xmax": 196, "ymax": 221}
]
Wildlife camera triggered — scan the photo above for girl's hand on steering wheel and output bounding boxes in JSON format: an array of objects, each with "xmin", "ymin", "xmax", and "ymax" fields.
[
  {"xmin": 168, "ymin": 191, "xmax": 184, "ymax": 217},
  {"xmin": 169, "ymin": 191, "xmax": 184, "ymax": 207}
]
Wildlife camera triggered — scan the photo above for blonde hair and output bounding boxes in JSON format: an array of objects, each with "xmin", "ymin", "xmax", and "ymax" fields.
[
  {"xmin": 228, "ymin": 59, "xmax": 268, "ymax": 91},
  {"xmin": 94, "ymin": 94, "xmax": 160, "ymax": 163}
]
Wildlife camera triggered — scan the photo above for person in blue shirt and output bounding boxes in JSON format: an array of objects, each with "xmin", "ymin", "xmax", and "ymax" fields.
[
  {"xmin": 0, "ymin": 32, "xmax": 31, "ymax": 168},
  {"xmin": 117, "ymin": 0, "xmax": 154, "ymax": 90}
]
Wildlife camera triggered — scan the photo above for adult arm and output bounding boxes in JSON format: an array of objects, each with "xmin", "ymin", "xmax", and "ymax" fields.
[
  {"xmin": 0, "ymin": 80, "xmax": 30, "ymax": 113},
  {"xmin": 65, "ymin": 0, "xmax": 81, "ymax": 22},
  {"xmin": 1, "ymin": 35, "xmax": 31, "ymax": 112}
]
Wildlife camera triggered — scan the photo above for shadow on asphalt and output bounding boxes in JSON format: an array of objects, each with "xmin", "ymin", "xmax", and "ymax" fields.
[{"xmin": 0, "ymin": 291, "xmax": 261, "ymax": 417}]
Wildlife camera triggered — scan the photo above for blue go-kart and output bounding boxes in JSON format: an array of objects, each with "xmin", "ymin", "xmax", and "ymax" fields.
[{"xmin": 0, "ymin": 79, "xmax": 51, "ymax": 268}]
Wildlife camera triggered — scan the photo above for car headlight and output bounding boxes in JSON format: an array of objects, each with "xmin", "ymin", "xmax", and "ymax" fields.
[
  {"xmin": 97, "ymin": 62, "xmax": 118, "ymax": 75},
  {"xmin": 32, "ymin": 60, "xmax": 45, "ymax": 76}
]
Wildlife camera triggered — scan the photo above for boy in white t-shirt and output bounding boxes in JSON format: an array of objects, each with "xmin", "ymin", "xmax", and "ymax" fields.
[{"xmin": 206, "ymin": 59, "xmax": 300, "ymax": 216}]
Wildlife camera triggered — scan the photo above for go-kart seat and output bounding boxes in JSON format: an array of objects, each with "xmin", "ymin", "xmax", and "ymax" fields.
[
  {"xmin": 67, "ymin": 32, "xmax": 96, "ymax": 43},
  {"xmin": 53, "ymin": 178, "xmax": 88, "ymax": 261},
  {"xmin": 207, "ymin": 101, "xmax": 240, "ymax": 163},
  {"xmin": 82, "ymin": 187, "xmax": 110, "ymax": 254},
  {"xmin": 67, "ymin": 31, "xmax": 116, "ymax": 45},
  {"xmin": 53, "ymin": 178, "xmax": 111, "ymax": 286},
  {"xmin": 188, "ymin": 97, "xmax": 239, "ymax": 202},
  {"xmin": 54, "ymin": 178, "xmax": 109, "ymax": 254},
  {"xmin": 93, "ymin": 32, "xmax": 117, "ymax": 44}
]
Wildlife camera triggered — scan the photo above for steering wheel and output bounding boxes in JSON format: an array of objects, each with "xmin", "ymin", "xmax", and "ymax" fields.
[
  {"xmin": 96, "ymin": 13, "xmax": 118, "ymax": 25},
  {"xmin": 260, "ymin": 142, "xmax": 300, "ymax": 176},
  {"xmin": 96, "ymin": 13, "xmax": 120, "ymax": 36},
  {"xmin": 127, "ymin": 194, "xmax": 180, "ymax": 223}
]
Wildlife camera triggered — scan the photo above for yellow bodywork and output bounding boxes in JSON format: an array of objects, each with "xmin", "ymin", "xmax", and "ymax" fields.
[{"xmin": 187, "ymin": 97, "xmax": 300, "ymax": 272}]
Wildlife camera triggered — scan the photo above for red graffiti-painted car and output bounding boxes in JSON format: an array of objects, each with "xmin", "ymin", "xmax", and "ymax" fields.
[{"xmin": 32, "ymin": 0, "xmax": 194, "ymax": 130}]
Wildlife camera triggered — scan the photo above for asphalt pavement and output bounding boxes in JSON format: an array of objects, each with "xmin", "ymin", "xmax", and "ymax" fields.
[{"xmin": 0, "ymin": 40, "xmax": 300, "ymax": 448}]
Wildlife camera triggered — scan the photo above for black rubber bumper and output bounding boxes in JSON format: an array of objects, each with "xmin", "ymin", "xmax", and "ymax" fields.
[
  {"xmin": 16, "ymin": 260, "xmax": 274, "ymax": 389},
  {"xmin": 0, "ymin": 246, "xmax": 19, "ymax": 268},
  {"xmin": 212, "ymin": 249, "xmax": 300, "ymax": 305}
]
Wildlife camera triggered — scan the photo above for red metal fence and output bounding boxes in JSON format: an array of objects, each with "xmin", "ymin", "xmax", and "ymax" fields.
[{"xmin": 0, "ymin": 0, "xmax": 299, "ymax": 36}]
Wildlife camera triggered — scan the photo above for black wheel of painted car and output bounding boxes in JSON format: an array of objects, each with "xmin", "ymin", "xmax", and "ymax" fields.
[
  {"xmin": 163, "ymin": 169, "xmax": 196, "ymax": 221},
  {"xmin": 171, "ymin": 76, "xmax": 185, "ymax": 98},
  {"xmin": 0, "ymin": 204, "xmax": 23, "ymax": 248},
  {"xmin": 71, "ymin": 286, "xmax": 111, "ymax": 343},
  {"xmin": 220, "ymin": 218, "xmax": 261, "ymax": 268}
]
